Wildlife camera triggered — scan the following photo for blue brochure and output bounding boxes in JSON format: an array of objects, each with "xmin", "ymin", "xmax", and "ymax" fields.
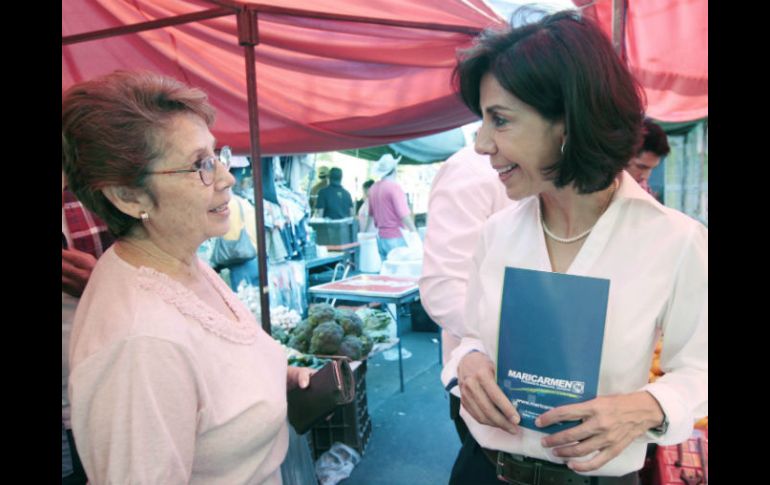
[{"xmin": 496, "ymin": 267, "xmax": 609, "ymax": 434}]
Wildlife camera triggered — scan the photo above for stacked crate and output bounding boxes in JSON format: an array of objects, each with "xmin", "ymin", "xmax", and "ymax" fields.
[{"xmin": 307, "ymin": 360, "xmax": 372, "ymax": 459}]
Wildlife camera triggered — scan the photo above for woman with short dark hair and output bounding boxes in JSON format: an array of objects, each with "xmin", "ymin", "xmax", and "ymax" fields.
[
  {"xmin": 442, "ymin": 10, "xmax": 707, "ymax": 484},
  {"xmin": 63, "ymin": 70, "xmax": 313, "ymax": 484}
]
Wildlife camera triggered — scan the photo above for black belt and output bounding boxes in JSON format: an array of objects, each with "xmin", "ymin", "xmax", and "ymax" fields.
[{"xmin": 481, "ymin": 448, "xmax": 638, "ymax": 485}]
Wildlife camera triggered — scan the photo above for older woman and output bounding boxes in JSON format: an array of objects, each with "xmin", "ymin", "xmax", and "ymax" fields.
[
  {"xmin": 62, "ymin": 70, "xmax": 313, "ymax": 484},
  {"xmin": 441, "ymin": 10, "xmax": 707, "ymax": 484}
]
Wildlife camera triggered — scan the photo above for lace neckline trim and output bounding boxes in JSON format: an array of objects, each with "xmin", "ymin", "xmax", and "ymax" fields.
[{"xmin": 135, "ymin": 263, "xmax": 259, "ymax": 345}]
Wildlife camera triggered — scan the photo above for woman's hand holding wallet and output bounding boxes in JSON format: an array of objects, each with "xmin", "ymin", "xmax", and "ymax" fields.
[
  {"xmin": 287, "ymin": 366, "xmax": 315, "ymax": 391},
  {"xmin": 287, "ymin": 359, "xmax": 356, "ymax": 434}
]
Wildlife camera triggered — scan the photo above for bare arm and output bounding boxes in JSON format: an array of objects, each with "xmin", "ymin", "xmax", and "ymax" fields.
[
  {"xmin": 62, "ymin": 248, "xmax": 98, "ymax": 297},
  {"xmin": 363, "ymin": 215, "xmax": 375, "ymax": 232},
  {"xmin": 401, "ymin": 215, "xmax": 417, "ymax": 233}
]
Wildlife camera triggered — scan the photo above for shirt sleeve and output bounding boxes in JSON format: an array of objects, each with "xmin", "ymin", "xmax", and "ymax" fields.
[
  {"xmin": 390, "ymin": 183, "xmax": 411, "ymax": 219},
  {"xmin": 419, "ymin": 161, "xmax": 507, "ymax": 341},
  {"xmin": 642, "ymin": 223, "xmax": 708, "ymax": 445},
  {"xmin": 69, "ymin": 336, "xmax": 200, "ymax": 484},
  {"xmin": 439, "ymin": 225, "xmax": 492, "ymax": 390}
]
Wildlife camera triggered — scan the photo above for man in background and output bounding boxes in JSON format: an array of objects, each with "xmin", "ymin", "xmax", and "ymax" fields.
[
  {"xmin": 364, "ymin": 154, "xmax": 417, "ymax": 260},
  {"xmin": 315, "ymin": 167, "xmax": 354, "ymax": 220},
  {"xmin": 627, "ymin": 118, "xmax": 671, "ymax": 200},
  {"xmin": 356, "ymin": 179, "xmax": 375, "ymax": 229},
  {"xmin": 418, "ymin": 146, "xmax": 514, "ymax": 443},
  {"xmin": 308, "ymin": 165, "xmax": 329, "ymax": 211}
]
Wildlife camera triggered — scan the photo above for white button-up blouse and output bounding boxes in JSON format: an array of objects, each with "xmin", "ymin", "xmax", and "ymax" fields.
[{"xmin": 441, "ymin": 170, "xmax": 707, "ymax": 477}]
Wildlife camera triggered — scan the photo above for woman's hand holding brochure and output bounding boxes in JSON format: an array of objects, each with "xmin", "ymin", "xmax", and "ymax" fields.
[
  {"xmin": 538, "ymin": 391, "xmax": 666, "ymax": 472},
  {"xmin": 458, "ymin": 351, "xmax": 521, "ymax": 435}
]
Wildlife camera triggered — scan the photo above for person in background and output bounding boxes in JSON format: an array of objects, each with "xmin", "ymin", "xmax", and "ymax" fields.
[
  {"xmin": 356, "ymin": 179, "xmax": 375, "ymax": 230},
  {"xmin": 363, "ymin": 153, "xmax": 417, "ymax": 260},
  {"xmin": 62, "ymin": 171, "xmax": 115, "ymax": 485},
  {"xmin": 218, "ymin": 191, "xmax": 260, "ymax": 291},
  {"xmin": 62, "ymin": 70, "xmax": 313, "ymax": 483},
  {"xmin": 418, "ymin": 145, "xmax": 514, "ymax": 445},
  {"xmin": 315, "ymin": 167, "xmax": 354, "ymax": 219},
  {"xmin": 308, "ymin": 165, "xmax": 329, "ymax": 210},
  {"xmin": 626, "ymin": 118, "xmax": 671, "ymax": 200},
  {"xmin": 442, "ymin": 10, "xmax": 706, "ymax": 484}
]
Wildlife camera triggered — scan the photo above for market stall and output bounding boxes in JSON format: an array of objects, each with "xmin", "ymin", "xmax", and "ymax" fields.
[
  {"xmin": 62, "ymin": 1, "xmax": 708, "ymax": 481},
  {"xmin": 63, "ymin": 0, "xmax": 504, "ymax": 332},
  {"xmin": 309, "ymin": 274, "xmax": 421, "ymax": 392}
]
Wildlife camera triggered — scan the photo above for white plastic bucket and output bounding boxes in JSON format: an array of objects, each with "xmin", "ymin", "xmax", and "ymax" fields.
[{"xmin": 357, "ymin": 232, "xmax": 382, "ymax": 273}]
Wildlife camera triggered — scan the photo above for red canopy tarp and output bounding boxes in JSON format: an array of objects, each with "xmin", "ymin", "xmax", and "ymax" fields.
[
  {"xmin": 62, "ymin": 0, "xmax": 706, "ymax": 329},
  {"xmin": 579, "ymin": 0, "xmax": 708, "ymax": 122},
  {"xmin": 62, "ymin": 0, "xmax": 505, "ymax": 331},
  {"xmin": 62, "ymin": 0, "xmax": 505, "ymax": 155}
]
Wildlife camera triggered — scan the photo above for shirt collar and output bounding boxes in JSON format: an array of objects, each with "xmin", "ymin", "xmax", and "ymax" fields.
[{"xmin": 614, "ymin": 170, "xmax": 667, "ymax": 214}]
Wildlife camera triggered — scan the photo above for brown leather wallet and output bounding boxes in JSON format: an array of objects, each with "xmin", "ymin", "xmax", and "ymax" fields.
[{"xmin": 287, "ymin": 359, "xmax": 356, "ymax": 434}]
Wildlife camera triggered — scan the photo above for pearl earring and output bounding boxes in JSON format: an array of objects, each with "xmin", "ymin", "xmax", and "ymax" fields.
[{"xmin": 140, "ymin": 211, "xmax": 149, "ymax": 222}]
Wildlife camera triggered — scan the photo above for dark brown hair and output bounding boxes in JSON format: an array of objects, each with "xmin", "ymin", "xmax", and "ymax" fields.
[
  {"xmin": 329, "ymin": 167, "xmax": 343, "ymax": 183},
  {"xmin": 62, "ymin": 70, "xmax": 216, "ymax": 237},
  {"xmin": 455, "ymin": 9, "xmax": 645, "ymax": 193},
  {"xmin": 639, "ymin": 118, "xmax": 671, "ymax": 157}
]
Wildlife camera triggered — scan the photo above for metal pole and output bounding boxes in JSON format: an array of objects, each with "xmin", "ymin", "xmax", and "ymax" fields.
[
  {"xmin": 237, "ymin": 8, "xmax": 272, "ymax": 334},
  {"xmin": 611, "ymin": 0, "xmax": 628, "ymax": 62},
  {"xmin": 63, "ymin": 8, "xmax": 233, "ymax": 45},
  {"xmin": 207, "ymin": 0, "xmax": 482, "ymax": 35}
]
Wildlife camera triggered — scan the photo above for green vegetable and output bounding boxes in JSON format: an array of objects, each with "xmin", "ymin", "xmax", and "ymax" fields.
[
  {"xmin": 287, "ymin": 353, "xmax": 331, "ymax": 370},
  {"xmin": 308, "ymin": 303, "xmax": 336, "ymax": 327},
  {"xmin": 364, "ymin": 329, "xmax": 391, "ymax": 343},
  {"xmin": 292, "ymin": 320, "xmax": 313, "ymax": 339},
  {"xmin": 287, "ymin": 320, "xmax": 314, "ymax": 353},
  {"xmin": 359, "ymin": 309, "xmax": 392, "ymax": 332},
  {"xmin": 288, "ymin": 334, "xmax": 309, "ymax": 353},
  {"xmin": 338, "ymin": 335, "xmax": 364, "ymax": 360},
  {"xmin": 309, "ymin": 321, "xmax": 344, "ymax": 355},
  {"xmin": 359, "ymin": 334, "xmax": 374, "ymax": 358},
  {"xmin": 270, "ymin": 326, "xmax": 289, "ymax": 345},
  {"xmin": 335, "ymin": 309, "xmax": 363, "ymax": 337}
]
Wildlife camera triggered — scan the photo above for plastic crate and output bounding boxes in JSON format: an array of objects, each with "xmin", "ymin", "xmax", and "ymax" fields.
[
  {"xmin": 309, "ymin": 220, "xmax": 358, "ymax": 246},
  {"xmin": 649, "ymin": 429, "xmax": 708, "ymax": 485},
  {"xmin": 307, "ymin": 360, "xmax": 372, "ymax": 459},
  {"xmin": 410, "ymin": 300, "xmax": 439, "ymax": 332}
]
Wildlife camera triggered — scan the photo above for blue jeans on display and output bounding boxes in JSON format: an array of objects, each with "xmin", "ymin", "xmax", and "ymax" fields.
[
  {"xmin": 377, "ymin": 236, "xmax": 406, "ymax": 261},
  {"xmin": 228, "ymin": 258, "xmax": 260, "ymax": 291}
]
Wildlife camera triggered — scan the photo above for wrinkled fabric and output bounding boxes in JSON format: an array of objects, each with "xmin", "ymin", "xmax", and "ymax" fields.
[
  {"xmin": 577, "ymin": 0, "xmax": 707, "ymax": 122},
  {"xmin": 62, "ymin": 0, "xmax": 504, "ymax": 155}
]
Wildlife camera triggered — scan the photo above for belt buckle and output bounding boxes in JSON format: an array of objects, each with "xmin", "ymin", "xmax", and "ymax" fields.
[{"xmin": 495, "ymin": 451, "xmax": 540, "ymax": 485}]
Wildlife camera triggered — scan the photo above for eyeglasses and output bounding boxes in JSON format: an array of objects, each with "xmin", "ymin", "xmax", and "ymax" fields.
[{"xmin": 147, "ymin": 146, "xmax": 232, "ymax": 186}]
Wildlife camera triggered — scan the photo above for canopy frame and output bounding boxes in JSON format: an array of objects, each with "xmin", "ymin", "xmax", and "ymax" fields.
[{"xmin": 63, "ymin": 1, "xmax": 486, "ymax": 332}]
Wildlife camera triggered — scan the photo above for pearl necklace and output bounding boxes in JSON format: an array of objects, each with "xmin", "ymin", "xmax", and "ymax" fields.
[{"xmin": 541, "ymin": 179, "xmax": 618, "ymax": 244}]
